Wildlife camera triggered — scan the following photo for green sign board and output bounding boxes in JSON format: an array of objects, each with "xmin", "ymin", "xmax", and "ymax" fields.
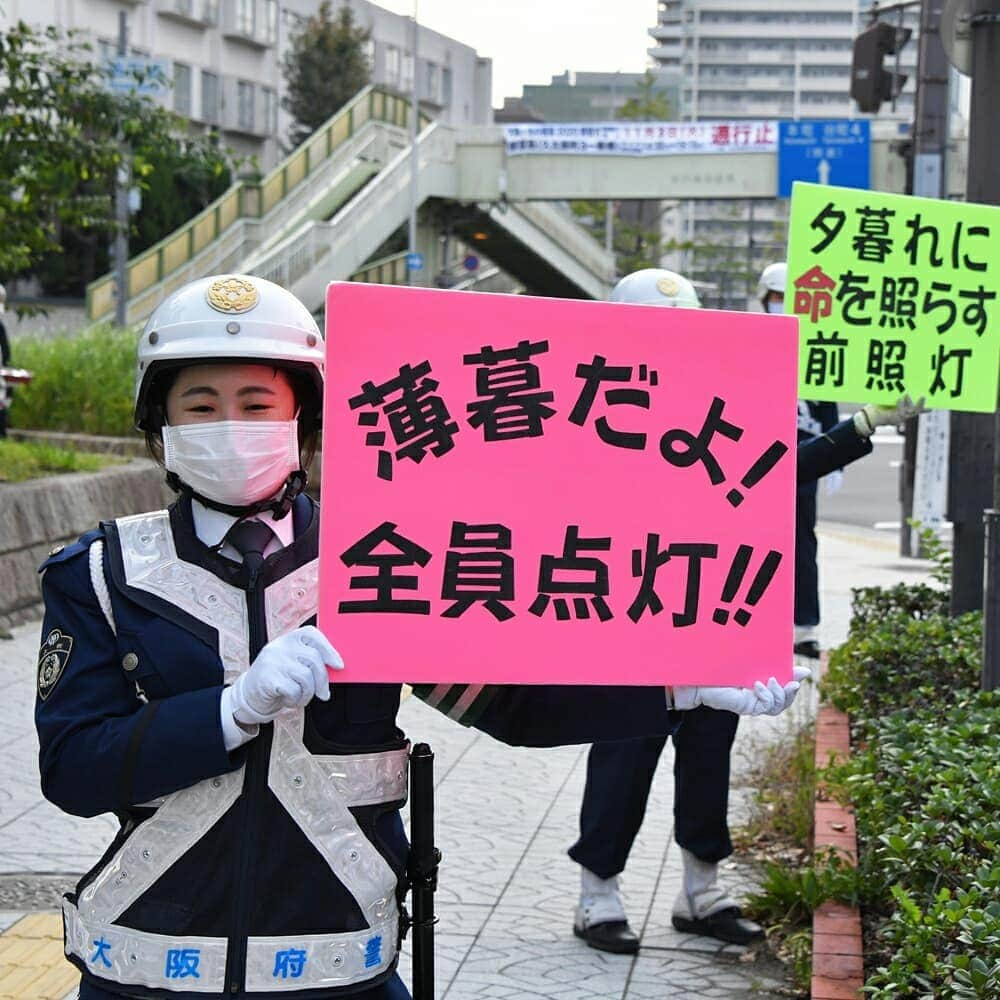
[{"xmin": 786, "ymin": 181, "xmax": 1000, "ymax": 413}]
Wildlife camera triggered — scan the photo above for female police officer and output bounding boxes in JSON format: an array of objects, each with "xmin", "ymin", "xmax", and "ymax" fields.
[{"xmin": 35, "ymin": 275, "xmax": 805, "ymax": 1000}]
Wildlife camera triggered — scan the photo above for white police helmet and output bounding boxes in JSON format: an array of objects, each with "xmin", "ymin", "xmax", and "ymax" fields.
[
  {"xmin": 134, "ymin": 275, "xmax": 324, "ymax": 431},
  {"xmin": 610, "ymin": 269, "xmax": 701, "ymax": 309},
  {"xmin": 757, "ymin": 261, "xmax": 787, "ymax": 307}
]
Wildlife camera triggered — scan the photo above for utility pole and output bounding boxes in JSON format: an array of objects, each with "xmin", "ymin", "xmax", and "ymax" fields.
[
  {"xmin": 407, "ymin": 2, "xmax": 419, "ymax": 286},
  {"xmin": 605, "ymin": 70, "xmax": 620, "ymax": 272},
  {"xmin": 905, "ymin": 0, "xmax": 951, "ymax": 557},
  {"xmin": 969, "ymin": 0, "xmax": 1000, "ymax": 688},
  {"xmin": 113, "ymin": 11, "xmax": 130, "ymax": 328},
  {"xmin": 951, "ymin": 0, "xmax": 999, "ymax": 621}
]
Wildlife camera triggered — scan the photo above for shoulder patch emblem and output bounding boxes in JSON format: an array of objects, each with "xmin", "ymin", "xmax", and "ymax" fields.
[{"xmin": 37, "ymin": 629, "xmax": 73, "ymax": 701}]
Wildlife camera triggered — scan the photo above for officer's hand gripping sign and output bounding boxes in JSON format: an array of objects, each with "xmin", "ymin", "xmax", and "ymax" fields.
[
  {"xmin": 319, "ymin": 285, "xmax": 797, "ymax": 687},
  {"xmin": 787, "ymin": 181, "xmax": 1000, "ymax": 413}
]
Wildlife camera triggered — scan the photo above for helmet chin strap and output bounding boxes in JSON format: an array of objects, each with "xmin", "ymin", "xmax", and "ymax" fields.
[{"xmin": 165, "ymin": 470, "xmax": 308, "ymax": 521}]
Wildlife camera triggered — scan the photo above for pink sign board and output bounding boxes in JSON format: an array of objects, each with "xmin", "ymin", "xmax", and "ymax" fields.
[{"xmin": 319, "ymin": 284, "xmax": 797, "ymax": 686}]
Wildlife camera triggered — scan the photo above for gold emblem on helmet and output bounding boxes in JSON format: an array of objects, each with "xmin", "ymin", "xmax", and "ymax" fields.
[
  {"xmin": 206, "ymin": 277, "xmax": 259, "ymax": 314},
  {"xmin": 656, "ymin": 276, "xmax": 680, "ymax": 298}
]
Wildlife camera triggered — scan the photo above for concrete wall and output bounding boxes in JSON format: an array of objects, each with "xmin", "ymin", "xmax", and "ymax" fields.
[{"xmin": 0, "ymin": 462, "xmax": 174, "ymax": 629}]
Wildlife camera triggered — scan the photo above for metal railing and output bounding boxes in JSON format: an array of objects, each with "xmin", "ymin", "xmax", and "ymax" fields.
[
  {"xmin": 349, "ymin": 251, "xmax": 410, "ymax": 285},
  {"xmin": 251, "ymin": 123, "xmax": 453, "ymax": 305},
  {"xmin": 87, "ymin": 85, "xmax": 430, "ymax": 321}
]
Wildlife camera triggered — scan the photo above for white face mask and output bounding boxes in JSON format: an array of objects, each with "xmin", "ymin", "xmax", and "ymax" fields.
[
  {"xmin": 162, "ymin": 419, "xmax": 300, "ymax": 506},
  {"xmin": 766, "ymin": 300, "xmax": 784, "ymax": 314}
]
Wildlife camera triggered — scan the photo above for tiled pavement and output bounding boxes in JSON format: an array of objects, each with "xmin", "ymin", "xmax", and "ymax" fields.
[{"xmin": 0, "ymin": 521, "xmax": 931, "ymax": 998}]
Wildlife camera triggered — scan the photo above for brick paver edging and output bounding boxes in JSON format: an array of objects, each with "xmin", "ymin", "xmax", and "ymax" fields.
[{"xmin": 811, "ymin": 656, "xmax": 864, "ymax": 1000}]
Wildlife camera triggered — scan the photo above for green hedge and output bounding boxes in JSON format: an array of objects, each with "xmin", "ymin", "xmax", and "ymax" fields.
[
  {"xmin": 8, "ymin": 326, "xmax": 138, "ymax": 438},
  {"xmin": 820, "ymin": 585, "xmax": 999, "ymax": 999}
]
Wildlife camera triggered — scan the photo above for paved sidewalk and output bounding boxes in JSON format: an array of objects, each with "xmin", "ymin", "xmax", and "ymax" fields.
[{"xmin": 0, "ymin": 521, "xmax": 931, "ymax": 999}]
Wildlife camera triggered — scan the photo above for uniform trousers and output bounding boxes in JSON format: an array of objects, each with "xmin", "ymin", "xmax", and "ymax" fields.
[
  {"xmin": 794, "ymin": 491, "xmax": 820, "ymax": 628},
  {"xmin": 568, "ymin": 706, "xmax": 739, "ymax": 879}
]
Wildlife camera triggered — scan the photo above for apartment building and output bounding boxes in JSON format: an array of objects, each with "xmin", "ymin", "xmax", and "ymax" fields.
[
  {"xmin": 648, "ymin": 0, "xmax": 920, "ymax": 308},
  {"xmin": 2, "ymin": 0, "xmax": 491, "ymax": 171}
]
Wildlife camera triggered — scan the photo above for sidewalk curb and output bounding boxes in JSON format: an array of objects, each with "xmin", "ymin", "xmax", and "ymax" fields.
[{"xmin": 811, "ymin": 653, "xmax": 864, "ymax": 1000}]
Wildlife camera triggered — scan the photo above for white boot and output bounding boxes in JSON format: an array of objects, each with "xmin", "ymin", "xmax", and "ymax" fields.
[
  {"xmin": 671, "ymin": 848, "xmax": 763, "ymax": 944},
  {"xmin": 572, "ymin": 868, "xmax": 639, "ymax": 954}
]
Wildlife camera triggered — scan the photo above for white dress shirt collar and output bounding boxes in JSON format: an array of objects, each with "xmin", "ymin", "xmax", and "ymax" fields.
[{"xmin": 190, "ymin": 499, "xmax": 294, "ymax": 561}]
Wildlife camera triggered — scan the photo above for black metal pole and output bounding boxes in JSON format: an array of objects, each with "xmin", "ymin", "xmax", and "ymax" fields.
[
  {"xmin": 408, "ymin": 742, "xmax": 439, "ymax": 1000},
  {"xmin": 969, "ymin": 0, "xmax": 1000, "ymax": 689},
  {"xmin": 900, "ymin": 0, "xmax": 950, "ymax": 557},
  {"xmin": 953, "ymin": 0, "xmax": 1000, "ymax": 622}
]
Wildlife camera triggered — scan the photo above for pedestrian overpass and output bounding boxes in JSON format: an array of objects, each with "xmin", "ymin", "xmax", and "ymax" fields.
[{"xmin": 86, "ymin": 85, "xmax": 968, "ymax": 324}]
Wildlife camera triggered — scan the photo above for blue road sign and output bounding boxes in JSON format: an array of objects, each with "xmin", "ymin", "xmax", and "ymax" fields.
[
  {"xmin": 106, "ymin": 57, "xmax": 169, "ymax": 96},
  {"xmin": 777, "ymin": 120, "xmax": 870, "ymax": 198},
  {"xmin": 462, "ymin": 254, "xmax": 479, "ymax": 272},
  {"xmin": 406, "ymin": 252, "xmax": 424, "ymax": 272}
]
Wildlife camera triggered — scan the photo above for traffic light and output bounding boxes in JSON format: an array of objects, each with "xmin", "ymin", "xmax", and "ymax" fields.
[{"xmin": 850, "ymin": 21, "xmax": 912, "ymax": 114}]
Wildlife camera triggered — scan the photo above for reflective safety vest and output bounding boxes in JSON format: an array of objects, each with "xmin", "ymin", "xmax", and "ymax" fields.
[{"xmin": 41, "ymin": 503, "xmax": 409, "ymax": 997}]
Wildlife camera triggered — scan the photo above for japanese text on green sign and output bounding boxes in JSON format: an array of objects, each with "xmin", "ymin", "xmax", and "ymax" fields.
[{"xmin": 786, "ymin": 181, "xmax": 1000, "ymax": 413}]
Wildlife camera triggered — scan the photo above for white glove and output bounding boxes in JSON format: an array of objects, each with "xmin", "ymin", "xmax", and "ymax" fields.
[
  {"xmin": 853, "ymin": 394, "xmax": 925, "ymax": 437},
  {"xmin": 672, "ymin": 667, "xmax": 810, "ymax": 718},
  {"xmin": 220, "ymin": 626, "xmax": 344, "ymax": 750}
]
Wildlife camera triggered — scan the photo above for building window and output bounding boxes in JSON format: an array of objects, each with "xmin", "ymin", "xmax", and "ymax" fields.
[
  {"xmin": 201, "ymin": 70, "xmax": 220, "ymax": 122},
  {"xmin": 238, "ymin": 80, "xmax": 255, "ymax": 131},
  {"xmin": 362, "ymin": 38, "xmax": 375, "ymax": 71},
  {"xmin": 401, "ymin": 52, "xmax": 414, "ymax": 92},
  {"xmin": 264, "ymin": 0, "xmax": 277, "ymax": 43},
  {"xmin": 424, "ymin": 60, "xmax": 438, "ymax": 102},
  {"xmin": 236, "ymin": 0, "xmax": 255, "ymax": 37},
  {"xmin": 385, "ymin": 45, "xmax": 400, "ymax": 85},
  {"xmin": 174, "ymin": 0, "xmax": 194, "ymax": 16},
  {"xmin": 203, "ymin": 0, "xmax": 219, "ymax": 23},
  {"xmin": 441, "ymin": 66, "xmax": 452, "ymax": 106},
  {"xmin": 174, "ymin": 62, "xmax": 192, "ymax": 116},
  {"xmin": 262, "ymin": 86, "xmax": 277, "ymax": 134}
]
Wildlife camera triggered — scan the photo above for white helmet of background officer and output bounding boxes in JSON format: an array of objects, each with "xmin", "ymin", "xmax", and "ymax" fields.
[
  {"xmin": 134, "ymin": 274, "xmax": 325, "ymax": 515},
  {"xmin": 610, "ymin": 268, "xmax": 701, "ymax": 309},
  {"xmin": 758, "ymin": 261, "xmax": 787, "ymax": 313}
]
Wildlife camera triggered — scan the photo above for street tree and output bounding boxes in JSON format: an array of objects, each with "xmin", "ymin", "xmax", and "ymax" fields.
[
  {"xmin": 282, "ymin": 2, "xmax": 371, "ymax": 148},
  {"xmin": 571, "ymin": 71, "xmax": 674, "ymax": 276},
  {"xmin": 0, "ymin": 22, "xmax": 233, "ymax": 295}
]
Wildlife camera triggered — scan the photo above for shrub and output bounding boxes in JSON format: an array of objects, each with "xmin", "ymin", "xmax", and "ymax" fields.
[
  {"xmin": 8, "ymin": 326, "xmax": 138, "ymax": 437},
  {"xmin": 822, "ymin": 588, "xmax": 980, "ymax": 729},
  {"xmin": 745, "ymin": 577, "xmax": 997, "ymax": 998}
]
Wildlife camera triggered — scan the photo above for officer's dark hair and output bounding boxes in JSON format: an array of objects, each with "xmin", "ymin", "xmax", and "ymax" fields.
[{"xmin": 142, "ymin": 363, "xmax": 321, "ymax": 470}]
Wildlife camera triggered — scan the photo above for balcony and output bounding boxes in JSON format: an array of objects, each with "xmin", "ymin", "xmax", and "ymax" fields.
[
  {"xmin": 221, "ymin": 0, "xmax": 276, "ymax": 48},
  {"xmin": 699, "ymin": 21, "xmax": 854, "ymax": 40},
  {"xmin": 648, "ymin": 43, "xmax": 683, "ymax": 63},
  {"xmin": 649, "ymin": 22, "xmax": 682, "ymax": 42},
  {"xmin": 157, "ymin": 0, "xmax": 218, "ymax": 27},
  {"xmin": 697, "ymin": 72, "xmax": 795, "ymax": 91},
  {"xmin": 694, "ymin": 97, "xmax": 795, "ymax": 117}
]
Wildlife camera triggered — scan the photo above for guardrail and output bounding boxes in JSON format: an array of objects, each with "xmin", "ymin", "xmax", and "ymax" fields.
[
  {"xmin": 349, "ymin": 251, "xmax": 410, "ymax": 286},
  {"xmin": 87, "ymin": 85, "xmax": 431, "ymax": 322}
]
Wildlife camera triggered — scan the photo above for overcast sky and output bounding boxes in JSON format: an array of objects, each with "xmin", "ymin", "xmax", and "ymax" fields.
[{"xmin": 374, "ymin": 1, "xmax": 659, "ymax": 106}]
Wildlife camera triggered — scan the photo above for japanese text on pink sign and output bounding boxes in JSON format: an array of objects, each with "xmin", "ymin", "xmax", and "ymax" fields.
[{"xmin": 319, "ymin": 285, "xmax": 797, "ymax": 686}]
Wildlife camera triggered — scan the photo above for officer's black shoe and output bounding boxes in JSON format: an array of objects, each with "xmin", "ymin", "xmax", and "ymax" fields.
[
  {"xmin": 672, "ymin": 907, "xmax": 765, "ymax": 946},
  {"xmin": 573, "ymin": 919, "xmax": 640, "ymax": 955},
  {"xmin": 793, "ymin": 639, "xmax": 821, "ymax": 659}
]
